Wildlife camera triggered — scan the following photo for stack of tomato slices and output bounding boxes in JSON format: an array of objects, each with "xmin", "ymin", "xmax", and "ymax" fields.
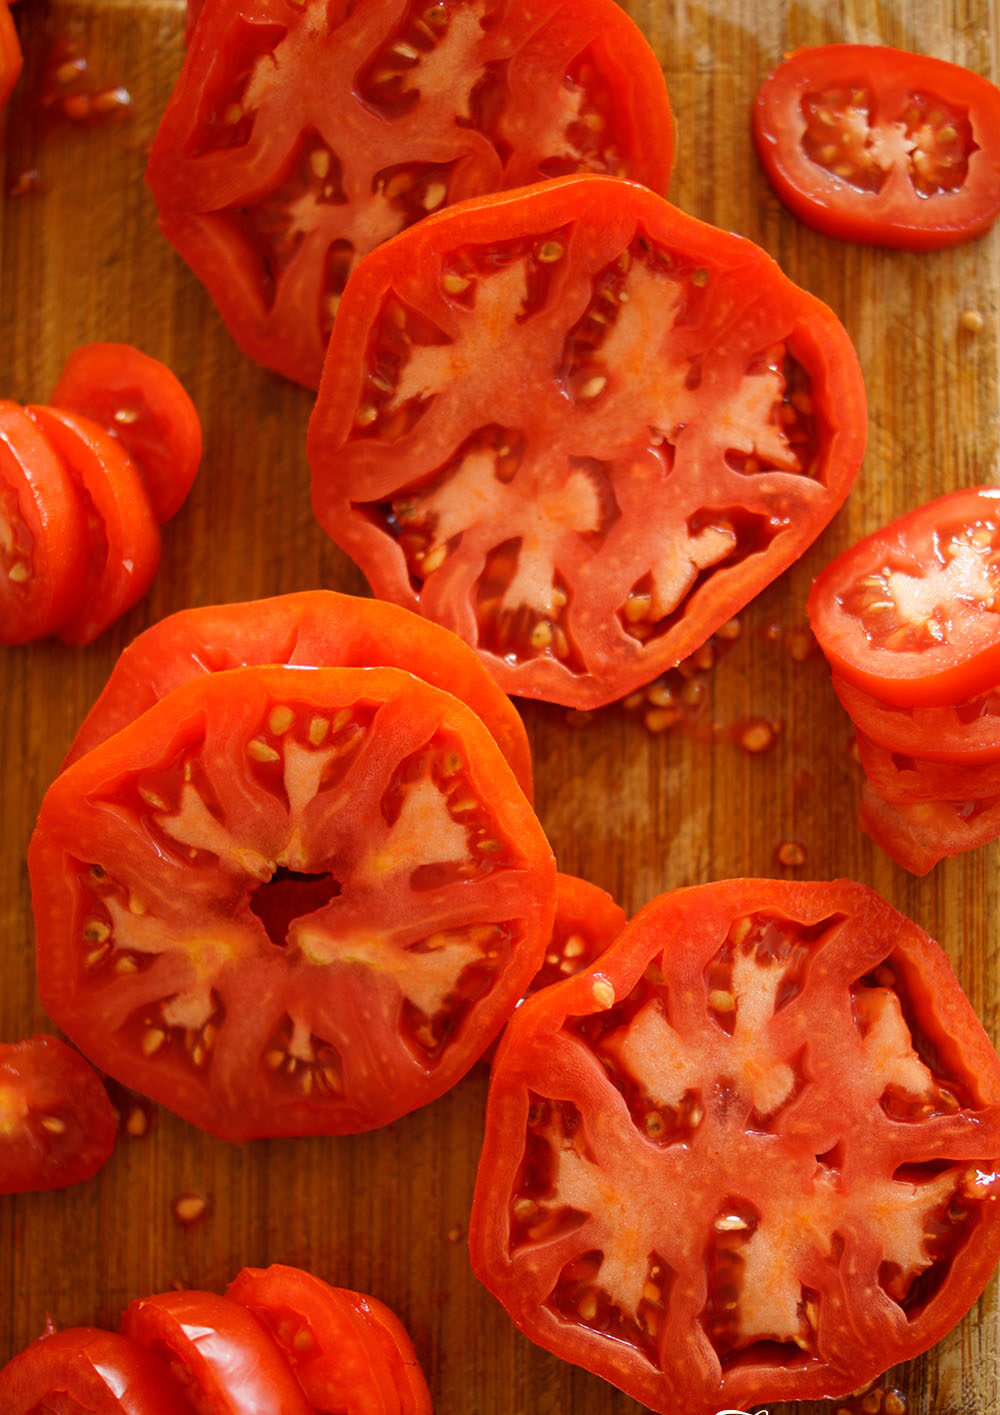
[
  {"xmin": 808, "ymin": 488, "xmax": 1000, "ymax": 873},
  {"xmin": 0, "ymin": 1263, "xmax": 431, "ymax": 1415}
]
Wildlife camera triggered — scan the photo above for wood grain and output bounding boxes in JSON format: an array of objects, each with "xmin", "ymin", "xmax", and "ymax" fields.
[{"xmin": 2, "ymin": 1, "xmax": 999, "ymax": 1411}]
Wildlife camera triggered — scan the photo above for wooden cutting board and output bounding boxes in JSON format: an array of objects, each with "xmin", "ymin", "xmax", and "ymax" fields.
[{"xmin": 2, "ymin": 2, "xmax": 998, "ymax": 1411}]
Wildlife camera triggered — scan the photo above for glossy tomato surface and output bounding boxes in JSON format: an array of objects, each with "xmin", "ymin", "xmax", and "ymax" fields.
[
  {"xmin": 145, "ymin": 0, "xmax": 674, "ymax": 389},
  {"xmin": 308, "ymin": 175, "xmax": 866, "ymax": 708},
  {"xmin": 857, "ymin": 731, "xmax": 1000, "ymax": 804},
  {"xmin": 0, "ymin": 2, "xmax": 21, "ymax": 111},
  {"xmin": 834, "ymin": 672, "xmax": 1000, "ymax": 764},
  {"xmin": 227, "ymin": 1264, "xmax": 432, "ymax": 1415},
  {"xmin": 31, "ymin": 664, "xmax": 555, "ymax": 1140},
  {"xmin": 0, "ymin": 1327, "xmax": 195, "ymax": 1415},
  {"xmin": 753, "ymin": 45, "xmax": 1000, "ymax": 249},
  {"xmin": 61, "ymin": 590, "xmax": 533, "ymax": 800},
  {"xmin": 810, "ymin": 488, "xmax": 1000, "ymax": 708},
  {"xmin": 0, "ymin": 1035, "xmax": 116, "ymax": 1194},
  {"xmin": 470, "ymin": 879, "xmax": 1000, "ymax": 1414},
  {"xmin": 527, "ymin": 872, "xmax": 625, "ymax": 996},
  {"xmin": 859, "ymin": 781, "xmax": 1000, "ymax": 875}
]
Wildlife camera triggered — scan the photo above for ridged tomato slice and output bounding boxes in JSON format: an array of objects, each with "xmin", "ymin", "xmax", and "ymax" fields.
[{"xmin": 0, "ymin": 1328, "xmax": 195, "ymax": 1415}]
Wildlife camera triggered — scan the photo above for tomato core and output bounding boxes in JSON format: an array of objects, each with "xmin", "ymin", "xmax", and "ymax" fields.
[{"xmin": 249, "ymin": 868, "xmax": 342, "ymax": 948}]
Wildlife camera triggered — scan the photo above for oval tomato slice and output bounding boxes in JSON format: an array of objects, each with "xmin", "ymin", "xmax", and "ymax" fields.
[
  {"xmin": 0, "ymin": 1327, "xmax": 196, "ymax": 1415},
  {"xmin": 0, "ymin": 1035, "xmax": 117, "ymax": 1194},
  {"xmin": 60, "ymin": 590, "xmax": 533, "ymax": 800},
  {"xmin": 30, "ymin": 664, "xmax": 555, "ymax": 1140},
  {"xmin": 833, "ymin": 672, "xmax": 1000, "ymax": 764},
  {"xmin": 753, "ymin": 44, "xmax": 1000, "ymax": 250},
  {"xmin": 856, "ymin": 731, "xmax": 1000, "ymax": 804},
  {"xmin": 859, "ymin": 780, "xmax": 1000, "ymax": 875},
  {"xmin": 145, "ymin": 0, "xmax": 674, "ymax": 389},
  {"xmin": 25, "ymin": 407, "xmax": 162, "ymax": 646},
  {"xmin": 227, "ymin": 1265, "xmax": 431, "ymax": 1415},
  {"xmin": 121, "ymin": 1291, "xmax": 311, "ymax": 1415},
  {"xmin": 0, "ymin": 402, "xmax": 90, "ymax": 645},
  {"xmin": 51, "ymin": 344, "xmax": 202, "ymax": 524},
  {"xmin": 308, "ymin": 174, "xmax": 866, "ymax": 707},
  {"xmin": 470, "ymin": 879, "xmax": 1000, "ymax": 1414},
  {"xmin": 810, "ymin": 488, "xmax": 1000, "ymax": 708},
  {"xmin": 0, "ymin": 1, "xmax": 21, "ymax": 112}
]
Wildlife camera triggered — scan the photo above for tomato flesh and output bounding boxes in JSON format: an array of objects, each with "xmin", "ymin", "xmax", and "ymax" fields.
[
  {"xmin": 0, "ymin": 1035, "xmax": 116, "ymax": 1194},
  {"xmin": 833, "ymin": 673, "xmax": 1000, "ymax": 764},
  {"xmin": 857, "ymin": 731, "xmax": 1000, "ymax": 804},
  {"xmin": 470, "ymin": 879, "xmax": 1000, "ymax": 1414},
  {"xmin": 0, "ymin": 1328, "xmax": 195, "ymax": 1415},
  {"xmin": 0, "ymin": 1, "xmax": 21, "ymax": 111}
]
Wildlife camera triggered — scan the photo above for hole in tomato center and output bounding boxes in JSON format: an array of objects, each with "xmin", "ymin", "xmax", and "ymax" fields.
[{"xmin": 250, "ymin": 868, "xmax": 341, "ymax": 947}]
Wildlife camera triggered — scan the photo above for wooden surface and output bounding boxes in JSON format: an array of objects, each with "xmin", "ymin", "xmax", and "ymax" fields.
[{"xmin": 2, "ymin": 2, "xmax": 999, "ymax": 1412}]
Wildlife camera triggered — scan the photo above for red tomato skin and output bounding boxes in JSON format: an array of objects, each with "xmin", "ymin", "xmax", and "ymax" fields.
[
  {"xmin": 51, "ymin": 344, "xmax": 202, "ymax": 524},
  {"xmin": 0, "ymin": 402, "xmax": 91, "ymax": 645},
  {"xmin": 60, "ymin": 590, "xmax": 533, "ymax": 801},
  {"xmin": 809, "ymin": 488, "xmax": 1000, "ymax": 709},
  {"xmin": 754, "ymin": 45, "xmax": 1000, "ymax": 250},
  {"xmin": 0, "ymin": 1, "xmax": 21, "ymax": 111},
  {"xmin": 470, "ymin": 878, "xmax": 1000, "ymax": 1414},
  {"xmin": 857, "ymin": 731, "xmax": 1000, "ymax": 804},
  {"xmin": 226, "ymin": 1265, "xmax": 432, "ymax": 1415},
  {"xmin": 0, "ymin": 1327, "xmax": 197, "ymax": 1415},
  {"xmin": 0, "ymin": 1035, "xmax": 116, "ymax": 1194},
  {"xmin": 859, "ymin": 780, "xmax": 1000, "ymax": 874},
  {"xmin": 834, "ymin": 673, "xmax": 1000, "ymax": 764},
  {"xmin": 308, "ymin": 174, "xmax": 867, "ymax": 708}
]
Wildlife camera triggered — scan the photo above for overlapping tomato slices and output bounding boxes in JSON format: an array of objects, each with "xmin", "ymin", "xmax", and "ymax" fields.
[
  {"xmin": 308, "ymin": 174, "xmax": 866, "ymax": 707},
  {"xmin": 31, "ymin": 664, "xmax": 554, "ymax": 1139},
  {"xmin": 146, "ymin": 0, "xmax": 674, "ymax": 388},
  {"xmin": 469, "ymin": 878, "xmax": 1000, "ymax": 1414}
]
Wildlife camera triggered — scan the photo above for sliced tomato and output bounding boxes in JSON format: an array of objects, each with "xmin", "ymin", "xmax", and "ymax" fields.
[
  {"xmin": 30, "ymin": 664, "xmax": 555, "ymax": 1140},
  {"xmin": 470, "ymin": 879, "xmax": 1000, "ymax": 1414},
  {"xmin": 833, "ymin": 673, "xmax": 1000, "ymax": 764},
  {"xmin": 810, "ymin": 488, "xmax": 1000, "ymax": 708},
  {"xmin": 121, "ymin": 1291, "xmax": 312, "ymax": 1415},
  {"xmin": 24, "ymin": 407, "xmax": 162, "ymax": 646},
  {"xmin": 145, "ymin": 0, "xmax": 675, "ymax": 389},
  {"xmin": 0, "ymin": 1327, "xmax": 196, "ymax": 1415},
  {"xmin": 857, "ymin": 731, "xmax": 1000, "ymax": 804},
  {"xmin": 0, "ymin": 402, "xmax": 90, "ymax": 645},
  {"xmin": 753, "ymin": 45, "xmax": 1000, "ymax": 250},
  {"xmin": 859, "ymin": 780, "xmax": 1000, "ymax": 874},
  {"xmin": 0, "ymin": 1035, "xmax": 116, "ymax": 1194},
  {"xmin": 528, "ymin": 872, "xmax": 625, "ymax": 996},
  {"xmin": 60, "ymin": 590, "xmax": 533, "ymax": 799},
  {"xmin": 308, "ymin": 174, "xmax": 866, "ymax": 707},
  {"xmin": 0, "ymin": 1, "xmax": 21, "ymax": 112},
  {"xmin": 227, "ymin": 1265, "xmax": 432, "ymax": 1415},
  {"xmin": 51, "ymin": 344, "xmax": 202, "ymax": 523}
]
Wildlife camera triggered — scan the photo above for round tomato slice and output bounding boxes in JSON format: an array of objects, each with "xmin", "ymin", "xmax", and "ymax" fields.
[
  {"xmin": 833, "ymin": 672, "xmax": 1000, "ymax": 764},
  {"xmin": 0, "ymin": 1035, "xmax": 116, "ymax": 1194},
  {"xmin": 51, "ymin": 344, "xmax": 202, "ymax": 524},
  {"xmin": 145, "ymin": 0, "xmax": 674, "ymax": 389},
  {"xmin": 227, "ymin": 1265, "xmax": 431, "ymax": 1415},
  {"xmin": 0, "ymin": 1327, "xmax": 196, "ymax": 1415},
  {"xmin": 470, "ymin": 879, "xmax": 1000, "ymax": 1415},
  {"xmin": 810, "ymin": 488, "xmax": 1000, "ymax": 708},
  {"xmin": 60, "ymin": 590, "xmax": 533, "ymax": 800},
  {"xmin": 0, "ymin": 402, "xmax": 90, "ymax": 645},
  {"xmin": 121, "ymin": 1291, "xmax": 311, "ymax": 1415},
  {"xmin": 0, "ymin": 1, "xmax": 22, "ymax": 112},
  {"xmin": 857, "ymin": 730, "xmax": 1000, "ymax": 804},
  {"xmin": 859, "ymin": 780, "xmax": 1000, "ymax": 875},
  {"xmin": 25, "ymin": 407, "xmax": 162, "ymax": 646},
  {"xmin": 753, "ymin": 45, "xmax": 1000, "ymax": 250},
  {"xmin": 308, "ymin": 174, "xmax": 866, "ymax": 708},
  {"xmin": 30, "ymin": 665, "xmax": 555, "ymax": 1140}
]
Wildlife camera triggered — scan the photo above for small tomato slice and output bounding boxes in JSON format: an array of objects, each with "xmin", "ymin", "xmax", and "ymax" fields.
[
  {"xmin": 145, "ymin": 0, "xmax": 674, "ymax": 388},
  {"xmin": 0, "ymin": 402, "xmax": 90, "ymax": 645},
  {"xmin": 25, "ymin": 407, "xmax": 162, "ymax": 646},
  {"xmin": 227, "ymin": 1265, "xmax": 431, "ymax": 1415},
  {"xmin": 470, "ymin": 879, "xmax": 1000, "ymax": 1414},
  {"xmin": 30, "ymin": 664, "xmax": 555, "ymax": 1139},
  {"xmin": 753, "ymin": 45, "xmax": 1000, "ymax": 250},
  {"xmin": 51, "ymin": 344, "xmax": 202, "ymax": 524},
  {"xmin": 0, "ymin": 1035, "xmax": 117, "ymax": 1194},
  {"xmin": 859, "ymin": 780, "xmax": 1000, "ymax": 874},
  {"xmin": 121, "ymin": 1291, "xmax": 311, "ymax": 1415},
  {"xmin": 856, "ymin": 731, "xmax": 1000, "ymax": 804},
  {"xmin": 833, "ymin": 672, "xmax": 1000, "ymax": 764},
  {"xmin": 529, "ymin": 872, "xmax": 625, "ymax": 996},
  {"xmin": 0, "ymin": 1, "xmax": 21, "ymax": 111},
  {"xmin": 308, "ymin": 174, "xmax": 866, "ymax": 708},
  {"xmin": 0, "ymin": 1327, "xmax": 196, "ymax": 1415},
  {"xmin": 810, "ymin": 488, "xmax": 1000, "ymax": 708},
  {"xmin": 60, "ymin": 590, "xmax": 533, "ymax": 800}
]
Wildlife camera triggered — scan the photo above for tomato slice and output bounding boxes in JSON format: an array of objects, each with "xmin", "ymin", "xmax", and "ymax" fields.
[
  {"xmin": 753, "ymin": 45, "xmax": 1000, "ymax": 250},
  {"xmin": 833, "ymin": 672, "xmax": 1000, "ymax": 764},
  {"xmin": 0, "ymin": 1, "xmax": 21, "ymax": 112},
  {"xmin": 145, "ymin": 0, "xmax": 675, "ymax": 389},
  {"xmin": 60, "ymin": 589, "xmax": 533, "ymax": 800},
  {"xmin": 308, "ymin": 174, "xmax": 866, "ymax": 707},
  {"xmin": 227, "ymin": 1265, "xmax": 432, "ymax": 1415},
  {"xmin": 121, "ymin": 1291, "xmax": 312, "ymax": 1415},
  {"xmin": 0, "ymin": 1035, "xmax": 117, "ymax": 1194},
  {"xmin": 856, "ymin": 730, "xmax": 1000, "ymax": 804},
  {"xmin": 529, "ymin": 872, "xmax": 625, "ymax": 996},
  {"xmin": 31, "ymin": 664, "xmax": 555, "ymax": 1140},
  {"xmin": 470, "ymin": 879, "xmax": 1000, "ymax": 1414},
  {"xmin": 859, "ymin": 780, "xmax": 1000, "ymax": 874},
  {"xmin": 24, "ymin": 407, "xmax": 162, "ymax": 646},
  {"xmin": 0, "ymin": 402, "xmax": 90, "ymax": 645},
  {"xmin": 0, "ymin": 1327, "xmax": 196, "ymax": 1415},
  {"xmin": 51, "ymin": 344, "xmax": 202, "ymax": 524},
  {"xmin": 810, "ymin": 488, "xmax": 1000, "ymax": 708}
]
